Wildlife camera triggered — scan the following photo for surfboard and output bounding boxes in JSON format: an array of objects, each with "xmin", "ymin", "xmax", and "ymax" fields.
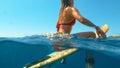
[
  {"xmin": 23, "ymin": 24, "xmax": 109, "ymax": 68},
  {"xmin": 23, "ymin": 48, "xmax": 78, "ymax": 68}
]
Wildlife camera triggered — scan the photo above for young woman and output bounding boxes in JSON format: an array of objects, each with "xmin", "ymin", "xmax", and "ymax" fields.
[
  {"xmin": 53, "ymin": 0, "xmax": 108, "ymax": 66},
  {"xmin": 56, "ymin": 0, "xmax": 107, "ymax": 38}
]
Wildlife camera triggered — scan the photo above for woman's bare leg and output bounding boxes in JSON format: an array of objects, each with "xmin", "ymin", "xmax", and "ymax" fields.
[
  {"xmin": 76, "ymin": 24, "xmax": 109, "ymax": 38},
  {"xmin": 76, "ymin": 24, "xmax": 109, "ymax": 68}
]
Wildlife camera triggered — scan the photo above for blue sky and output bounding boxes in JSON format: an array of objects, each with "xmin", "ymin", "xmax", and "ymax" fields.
[{"xmin": 0, "ymin": 0, "xmax": 120, "ymax": 37}]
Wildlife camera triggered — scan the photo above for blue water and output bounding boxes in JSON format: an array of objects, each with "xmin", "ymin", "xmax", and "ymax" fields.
[{"xmin": 0, "ymin": 34, "xmax": 120, "ymax": 68}]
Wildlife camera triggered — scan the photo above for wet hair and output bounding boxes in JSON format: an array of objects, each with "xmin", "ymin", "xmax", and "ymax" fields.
[
  {"xmin": 62, "ymin": 0, "xmax": 72, "ymax": 7},
  {"xmin": 58, "ymin": 0, "xmax": 73, "ymax": 19}
]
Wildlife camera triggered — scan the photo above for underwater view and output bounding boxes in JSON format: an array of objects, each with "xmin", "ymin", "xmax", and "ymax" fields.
[
  {"xmin": 0, "ymin": 0, "xmax": 120, "ymax": 68},
  {"xmin": 0, "ymin": 34, "xmax": 120, "ymax": 68}
]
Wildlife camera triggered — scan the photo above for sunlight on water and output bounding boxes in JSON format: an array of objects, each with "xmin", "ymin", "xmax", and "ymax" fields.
[
  {"xmin": 0, "ymin": 34, "xmax": 120, "ymax": 68},
  {"xmin": 41, "ymin": 33, "xmax": 120, "ymax": 59},
  {"xmin": 1, "ymin": 34, "xmax": 120, "ymax": 59}
]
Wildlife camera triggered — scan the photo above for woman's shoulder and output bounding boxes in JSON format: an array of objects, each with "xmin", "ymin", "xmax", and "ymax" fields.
[
  {"xmin": 71, "ymin": 7, "xmax": 78, "ymax": 11},
  {"xmin": 65, "ymin": 7, "xmax": 76, "ymax": 10},
  {"xmin": 64, "ymin": 7, "xmax": 77, "ymax": 12},
  {"xmin": 65, "ymin": 7, "xmax": 79, "ymax": 13}
]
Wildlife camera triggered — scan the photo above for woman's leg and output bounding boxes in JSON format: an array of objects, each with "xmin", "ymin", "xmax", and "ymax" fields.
[
  {"xmin": 76, "ymin": 24, "xmax": 109, "ymax": 68},
  {"xmin": 76, "ymin": 24, "xmax": 109, "ymax": 38}
]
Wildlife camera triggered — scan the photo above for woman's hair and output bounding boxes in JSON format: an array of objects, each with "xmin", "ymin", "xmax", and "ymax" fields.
[
  {"xmin": 61, "ymin": 0, "xmax": 73, "ymax": 7},
  {"xmin": 58, "ymin": 0, "xmax": 74, "ymax": 21}
]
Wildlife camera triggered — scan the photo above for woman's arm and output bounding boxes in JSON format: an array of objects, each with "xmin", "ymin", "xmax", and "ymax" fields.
[
  {"xmin": 72, "ymin": 8, "xmax": 106, "ymax": 38},
  {"xmin": 72, "ymin": 8, "xmax": 97, "ymax": 28}
]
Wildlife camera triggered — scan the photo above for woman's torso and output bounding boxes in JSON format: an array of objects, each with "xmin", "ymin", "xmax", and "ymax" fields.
[{"xmin": 57, "ymin": 7, "xmax": 76, "ymax": 34}]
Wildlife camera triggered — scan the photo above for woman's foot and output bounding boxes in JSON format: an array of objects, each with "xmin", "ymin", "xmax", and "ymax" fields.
[
  {"xmin": 95, "ymin": 24, "xmax": 109, "ymax": 38},
  {"xmin": 100, "ymin": 24, "xmax": 109, "ymax": 33}
]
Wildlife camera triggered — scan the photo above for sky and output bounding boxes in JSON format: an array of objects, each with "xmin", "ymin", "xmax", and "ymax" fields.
[{"xmin": 0, "ymin": 0, "xmax": 120, "ymax": 37}]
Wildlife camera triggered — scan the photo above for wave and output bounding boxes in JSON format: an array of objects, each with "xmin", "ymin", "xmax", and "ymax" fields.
[
  {"xmin": 0, "ymin": 35, "xmax": 52, "ymax": 45},
  {"xmin": 43, "ymin": 33, "xmax": 120, "ymax": 59},
  {"xmin": 0, "ymin": 34, "xmax": 120, "ymax": 59}
]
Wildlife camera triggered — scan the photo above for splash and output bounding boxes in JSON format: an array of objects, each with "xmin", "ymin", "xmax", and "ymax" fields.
[{"xmin": 42, "ymin": 33, "xmax": 120, "ymax": 59}]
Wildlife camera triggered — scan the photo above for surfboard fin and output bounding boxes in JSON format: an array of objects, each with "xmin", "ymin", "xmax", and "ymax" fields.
[{"xmin": 61, "ymin": 58, "xmax": 66, "ymax": 64}]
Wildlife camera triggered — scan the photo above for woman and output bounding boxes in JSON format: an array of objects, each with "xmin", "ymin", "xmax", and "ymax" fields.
[
  {"xmin": 54, "ymin": 0, "xmax": 108, "ymax": 65},
  {"xmin": 56, "ymin": 0, "xmax": 107, "ymax": 38},
  {"xmin": 54, "ymin": 0, "xmax": 108, "ymax": 51}
]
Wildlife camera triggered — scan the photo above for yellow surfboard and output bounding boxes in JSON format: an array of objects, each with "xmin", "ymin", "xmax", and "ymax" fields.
[
  {"xmin": 24, "ymin": 24, "xmax": 109, "ymax": 68},
  {"xmin": 24, "ymin": 48, "xmax": 78, "ymax": 68}
]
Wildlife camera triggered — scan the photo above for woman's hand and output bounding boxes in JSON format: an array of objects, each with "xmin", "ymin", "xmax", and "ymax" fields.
[{"xmin": 95, "ymin": 26, "xmax": 106, "ymax": 38}]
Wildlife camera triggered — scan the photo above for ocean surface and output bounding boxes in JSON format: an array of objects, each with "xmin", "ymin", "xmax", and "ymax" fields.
[{"xmin": 0, "ymin": 34, "xmax": 120, "ymax": 68}]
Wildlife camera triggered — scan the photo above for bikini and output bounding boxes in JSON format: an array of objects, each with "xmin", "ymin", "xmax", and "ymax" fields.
[
  {"xmin": 54, "ymin": 19, "xmax": 76, "ymax": 50},
  {"xmin": 55, "ymin": 19, "xmax": 95, "ymax": 64},
  {"xmin": 56, "ymin": 19, "xmax": 76, "ymax": 32}
]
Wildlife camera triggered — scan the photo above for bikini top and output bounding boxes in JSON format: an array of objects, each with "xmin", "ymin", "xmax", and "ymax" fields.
[
  {"xmin": 56, "ymin": 19, "xmax": 76, "ymax": 31},
  {"xmin": 56, "ymin": 19, "xmax": 75, "ymax": 29}
]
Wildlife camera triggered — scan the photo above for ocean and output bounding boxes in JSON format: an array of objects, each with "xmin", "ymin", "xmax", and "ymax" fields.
[{"xmin": 0, "ymin": 34, "xmax": 120, "ymax": 68}]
